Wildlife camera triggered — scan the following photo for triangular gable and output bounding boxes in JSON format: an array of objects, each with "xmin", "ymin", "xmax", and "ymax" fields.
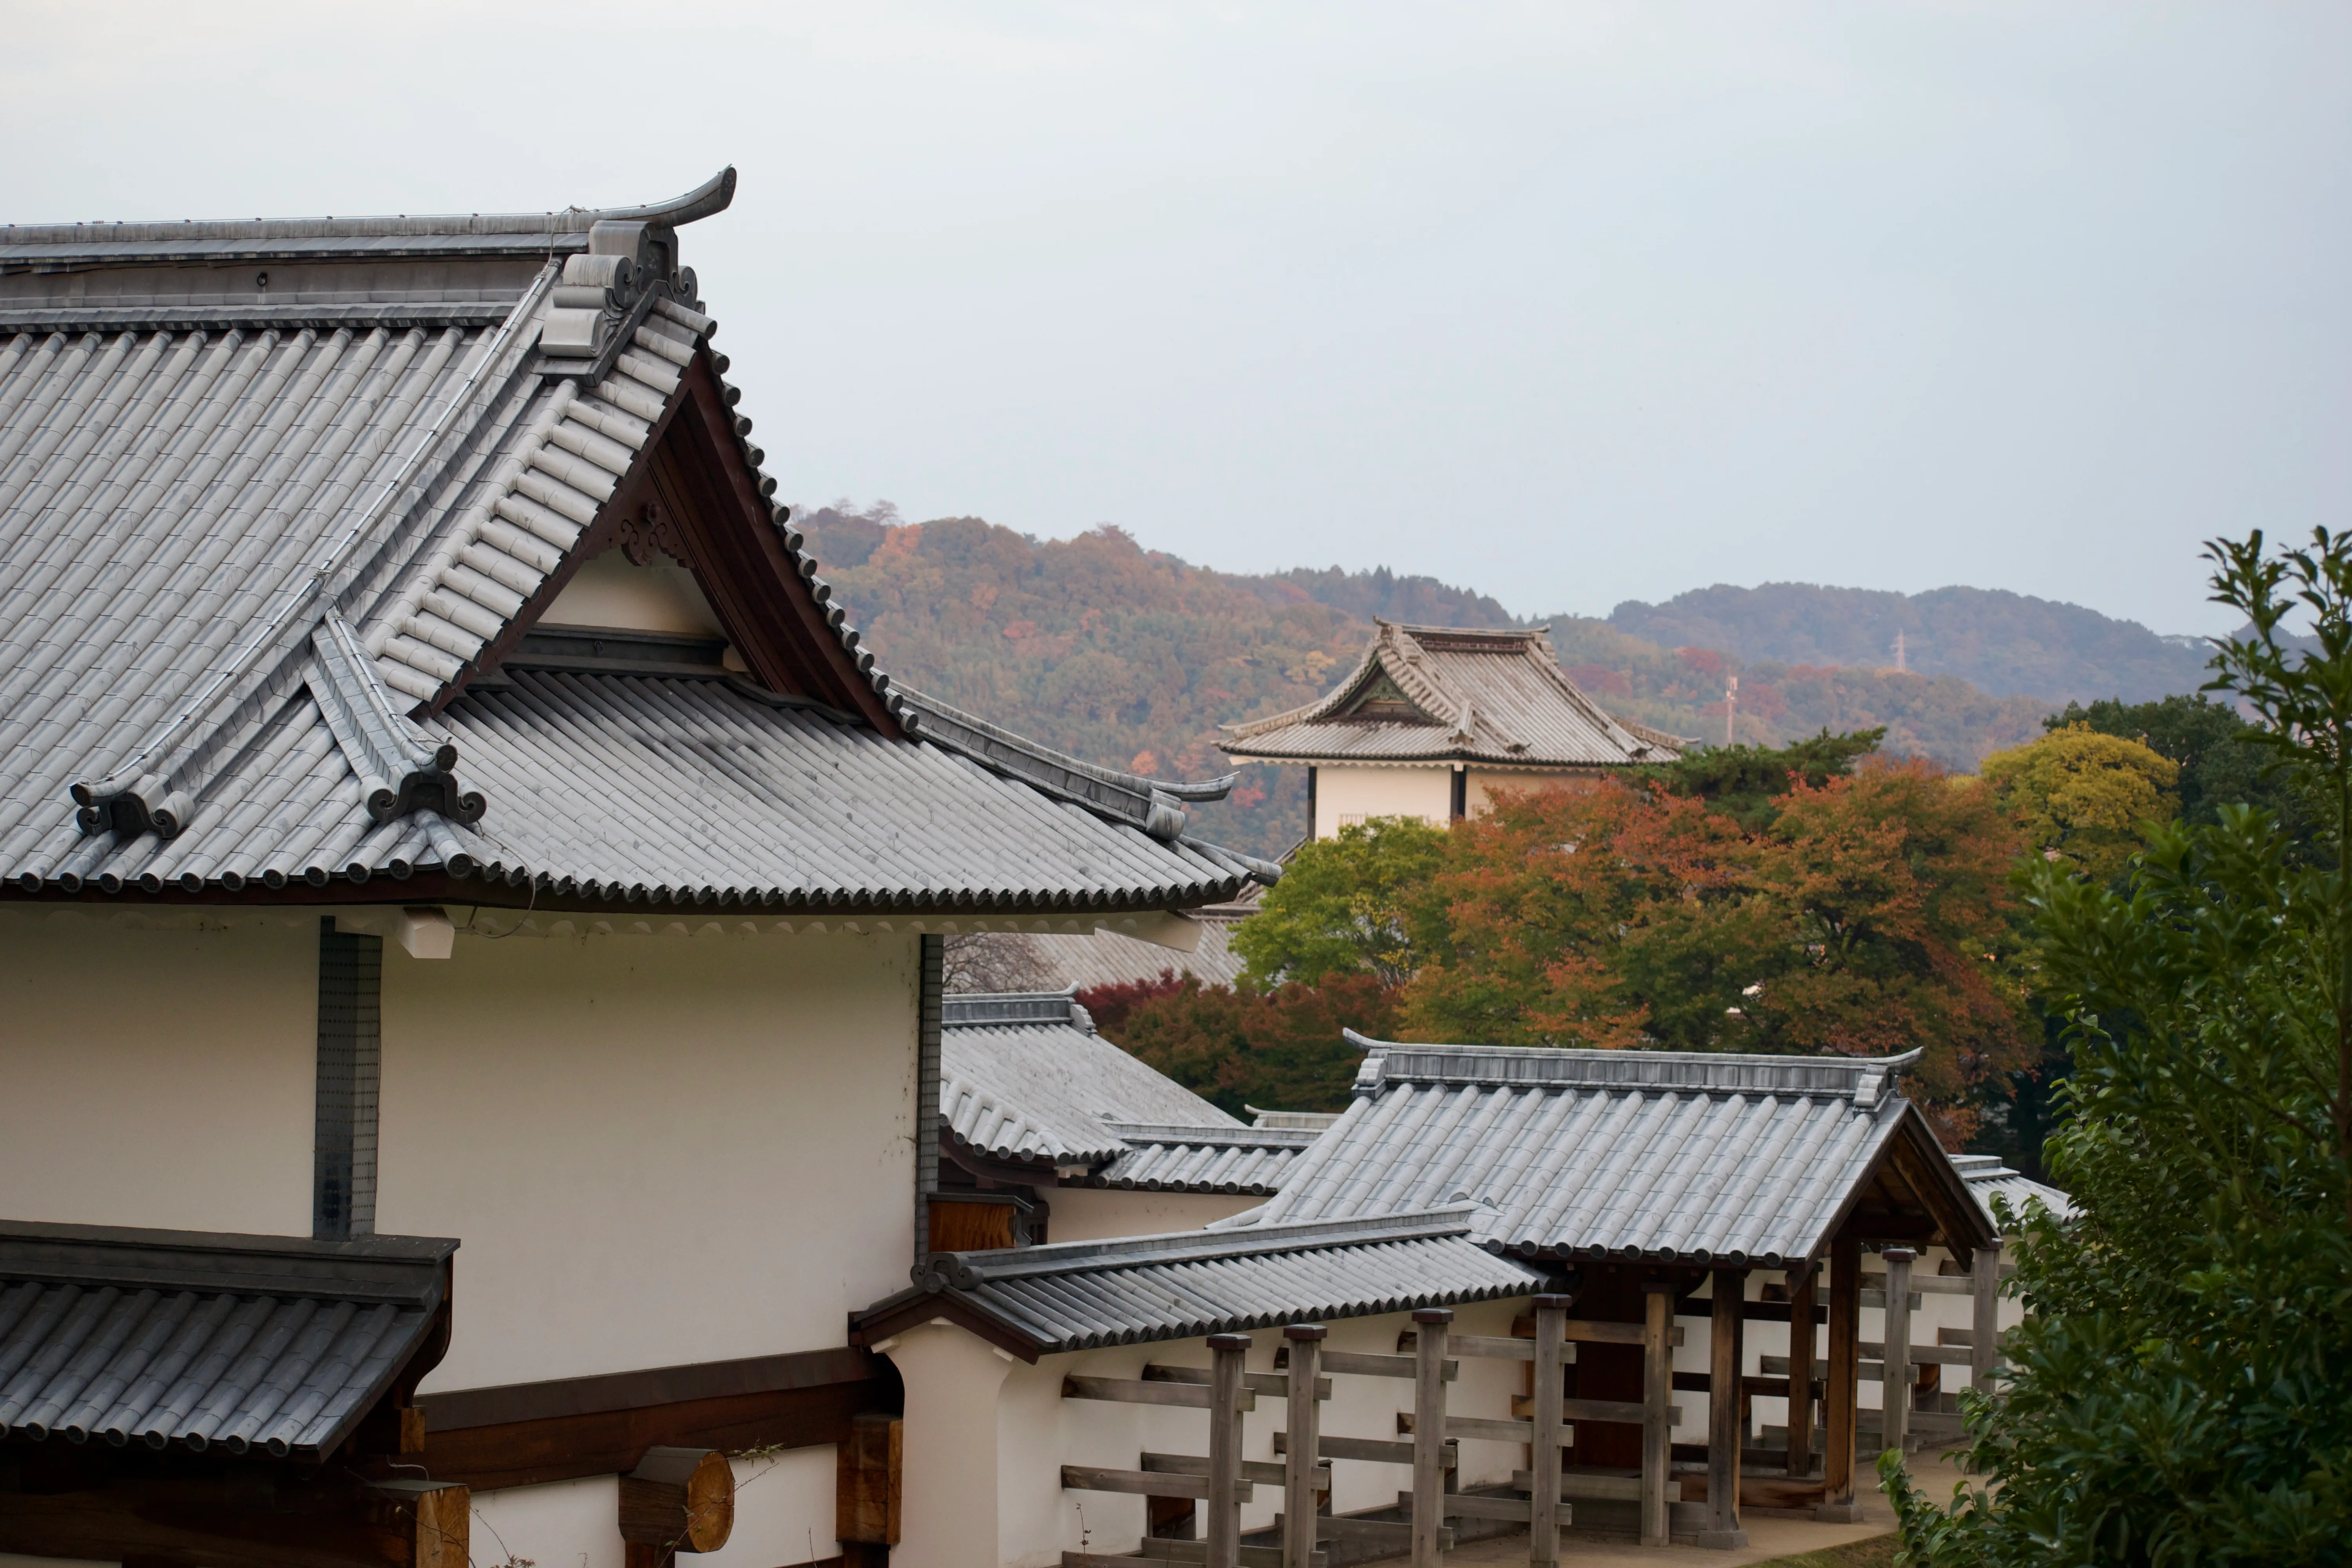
[
  {"xmin": 1339, "ymin": 668, "xmax": 1440, "ymax": 724},
  {"xmin": 415, "ymin": 347, "xmax": 898, "ymax": 733}
]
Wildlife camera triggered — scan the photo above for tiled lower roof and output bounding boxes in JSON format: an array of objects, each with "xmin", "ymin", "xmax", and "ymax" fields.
[
  {"xmin": 857, "ymin": 1209, "xmax": 1544, "ymax": 1357},
  {"xmin": 1230, "ymin": 1037, "xmax": 1991, "ymax": 1267},
  {"xmin": 0, "ymin": 1221, "xmax": 454, "ymax": 1461},
  {"xmin": 10, "ymin": 671, "xmax": 1259, "ymax": 910},
  {"xmin": 1948, "ymin": 1154, "xmax": 2075, "ymax": 1227},
  {"xmin": 1089, "ymin": 1123, "xmax": 1321, "ymax": 1194}
]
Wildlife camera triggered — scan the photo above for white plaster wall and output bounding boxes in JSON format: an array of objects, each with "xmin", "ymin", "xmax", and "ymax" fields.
[
  {"xmin": 376, "ymin": 923, "xmax": 919, "ymax": 1391},
  {"xmin": 0, "ymin": 906, "xmax": 316, "ymax": 1236},
  {"xmin": 470, "ymin": 1474, "xmax": 621, "ymax": 1568},
  {"xmin": 1313, "ymin": 766, "xmax": 1450, "ymax": 838},
  {"xmin": 543, "ymin": 550, "xmax": 723, "ymax": 637},
  {"xmin": 883, "ymin": 1321, "xmax": 1018, "ymax": 1568},
  {"xmin": 704, "ymin": 1447, "xmax": 842, "ymax": 1568},
  {"xmin": 986, "ymin": 1298, "xmax": 1530, "ymax": 1568},
  {"xmin": 1045, "ymin": 1189, "xmax": 1262, "ymax": 1243}
]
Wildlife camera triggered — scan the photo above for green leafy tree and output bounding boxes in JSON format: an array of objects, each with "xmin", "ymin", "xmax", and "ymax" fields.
[
  {"xmin": 2049, "ymin": 691, "xmax": 2315, "ymax": 845},
  {"xmin": 1981, "ymin": 724, "xmax": 2180, "ymax": 886},
  {"xmin": 1641, "ymin": 726, "xmax": 1886, "ymax": 828},
  {"xmin": 1230, "ymin": 816, "xmax": 1449, "ymax": 987},
  {"xmin": 1886, "ymin": 529, "xmax": 2352, "ymax": 1564}
]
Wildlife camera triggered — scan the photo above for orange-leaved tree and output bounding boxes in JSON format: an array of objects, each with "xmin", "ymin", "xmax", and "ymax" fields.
[{"xmin": 1402, "ymin": 760, "xmax": 2031, "ymax": 1131}]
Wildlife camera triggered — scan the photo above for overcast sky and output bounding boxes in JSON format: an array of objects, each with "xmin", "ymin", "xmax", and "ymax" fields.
[{"xmin": 9, "ymin": 3, "xmax": 2346, "ymax": 635}]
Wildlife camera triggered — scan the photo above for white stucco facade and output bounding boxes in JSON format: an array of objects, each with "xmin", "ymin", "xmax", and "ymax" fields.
[
  {"xmin": 1310, "ymin": 765, "xmax": 1607, "ymax": 838},
  {"xmin": 880, "ymin": 1299, "xmax": 1528, "ymax": 1568},
  {"xmin": 0, "ymin": 906, "xmax": 319, "ymax": 1237},
  {"xmin": 1313, "ymin": 764, "xmax": 1452, "ymax": 837},
  {"xmin": 0, "ymin": 902, "xmax": 923, "ymax": 1568}
]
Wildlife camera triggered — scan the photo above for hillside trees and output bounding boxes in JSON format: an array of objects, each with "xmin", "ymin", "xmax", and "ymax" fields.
[
  {"xmin": 1981, "ymin": 725, "xmax": 2180, "ymax": 885},
  {"xmin": 1405, "ymin": 762, "xmax": 2030, "ymax": 1116},
  {"xmin": 1886, "ymin": 529, "xmax": 2352, "ymax": 1564}
]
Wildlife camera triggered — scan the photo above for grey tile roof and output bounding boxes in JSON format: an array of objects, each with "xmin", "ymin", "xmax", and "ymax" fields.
[
  {"xmin": 1227, "ymin": 1035, "xmax": 1986, "ymax": 1268},
  {"xmin": 1223, "ymin": 621, "xmax": 1689, "ymax": 768},
  {"xmin": 0, "ymin": 1220, "xmax": 453, "ymax": 1461},
  {"xmin": 1091, "ymin": 1123, "xmax": 1321, "ymax": 1195},
  {"xmin": 858, "ymin": 1208, "xmax": 1545, "ymax": 1357},
  {"xmin": 0, "ymin": 175, "xmax": 1267, "ymax": 911},
  {"xmin": 1948, "ymin": 1154, "xmax": 2075, "ymax": 1228},
  {"xmin": 942, "ymin": 992, "xmax": 1242, "ymax": 1169},
  {"xmin": 949, "ymin": 919, "xmax": 1247, "ymax": 995}
]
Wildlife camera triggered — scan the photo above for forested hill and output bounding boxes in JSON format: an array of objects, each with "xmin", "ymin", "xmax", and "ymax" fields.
[
  {"xmin": 794, "ymin": 504, "xmax": 2198, "ymax": 857},
  {"xmin": 1607, "ymin": 583, "xmax": 2210, "ymax": 705}
]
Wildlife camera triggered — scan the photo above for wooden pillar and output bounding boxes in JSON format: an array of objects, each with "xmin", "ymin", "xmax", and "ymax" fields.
[
  {"xmin": 1207, "ymin": 1333, "xmax": 1250, "ymax": 1568},
  {"xmin": 837, "ymin": 1414, "xmax": 902, "ymax": 1568},
  {"xmin": 1786, "ymin": 1263, "xmax": 1817, "ymax": 1477},
  {"xmin": 1529, "ymin": 1294, "xmax": 1567, "ymax": 1566},
  {"xmin": 1640, "ymin": 1282, "xmax": 1675, "ymax": 1548},
  {"xmin": 1815, "ymin": 1235, "xmax": 1863, "ymax": 1523},
  {"xmin": 1411, "ymin": 1308, "xmax": 1452, "ymax": 1568},
  {"xmin": 1282, "ymin": 1325, "xmax": 1326, "ymax": 1568},
  {"xmin": 1970, "ymin": 1240, "xmax": 2004, "ymax": 1395},
  {"xmin": 1697, "ymin": 1271, "xmax": 1748, "ymax": 1550},
  {"xmin": 1881, "ymin": 1247, "xmax": 1915, "ymax": 1461}
]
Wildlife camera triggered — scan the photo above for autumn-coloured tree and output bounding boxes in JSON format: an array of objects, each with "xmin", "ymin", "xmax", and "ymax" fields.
[
  {"xmin": 1981, "ymin": 722, "xmax": 2180, "ymax": 884},
  {"xmin": 1079, "ymin": 971, "xmax": 1399, "ymax": 1116},
  {"xmin": 1401, "ymin": 762, "xmax": 2031, "ymax": 1125}
]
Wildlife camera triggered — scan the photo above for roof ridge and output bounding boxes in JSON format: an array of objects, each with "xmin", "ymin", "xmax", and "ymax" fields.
[
  {"xmin": 1101, "ymin": 1120, "xmax": 1327, "ymax": 1148},
  {"xmin": 929, "ymin": 1205, "xmax": 1485, "ymax": 1289},
  {"xmin": 1, "ymin": 169, "xmax": 737, "ymax": 253},
  {"xmin": 1343, "ymin": 1032, "xmax": 1924, "ymax": 1106}
]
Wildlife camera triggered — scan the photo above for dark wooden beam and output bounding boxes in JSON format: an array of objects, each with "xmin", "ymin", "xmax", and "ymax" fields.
[
  {"xmin": 0, "ymin": 1471, "xmax": 465, "ymax": 1568},
  {"xmin": 1700, "ymin": 1271, "xmax": 1748, "ymax": 1548},
  {"xmin": 1818, "ymin": 1233, "xmax": 1863, "ymax": 1522},
  {"xmin": 837, "ymin": 1413, "xmax": 903, "ymax": 1549},
  {"xmin": 1786, "ymin": 1264, "xmax": 1817, "ymax": 1478},
  {"xmin": 419, "ymin": 1350, "xmax": 888, "ymax": 1492}
]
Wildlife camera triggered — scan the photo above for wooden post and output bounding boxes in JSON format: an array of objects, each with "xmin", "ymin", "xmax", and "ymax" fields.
[
  {"xmin": 1283, "ymin": 1325, "xmax": 1326, "ymax": 1568},
  {"xmin": 837, "ymin": 1413, "xmax": 903, "ymax": 1568},
  {"xmin": 1640, "ymin": 1282, "xmax": 1675, "ymax": 1548},
  {"xmin": 1207, "ymin": 1334, "xmax": 1250, "ymax": 1568},
  {"xmin": 1970, "ymin": 1240, "xmax": 2004, "ymax": 1395},
  {"xmin": 1529, "ymin": 1294, "xmax": 1567, "ymax": 1566},
  {"xmin": 1697, "ymin": 1271, "xmax": 1748, "ymax": 1550},
  {"xmin": 1786, "ymin": 1263, "xmax": 1817, "ymax": 1477},
  {"xmin": 1815, "ymin": 1235, "xmax": 1862, "ymax": 1523},
  {"xmin": 1411, "ymin": 1308, "xmax": 1453, "ymax": 1568},
  {"xmin": 1881, "ymin": 1247, "xmax": 1915, "ymax": 1461}
]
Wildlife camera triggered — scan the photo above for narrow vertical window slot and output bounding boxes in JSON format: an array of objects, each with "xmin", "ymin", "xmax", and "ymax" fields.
[{"xmin": 314, "ymin": 917, "xmax": 382, "ymax": 1241}]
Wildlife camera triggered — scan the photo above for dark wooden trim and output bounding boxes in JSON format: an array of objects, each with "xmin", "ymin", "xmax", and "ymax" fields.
[
  {"xmin": 1785, "ymin": 1264, "xmax": 1816, "ymax": 1477},
  {"xmin": 419, "ymin": 1375, "xmax": 883, "ymax": 1494},
  {"xmin": 0, "ymin": 1459, "xmax": 466, "ymax": 1568},
  {"xmin": 418, "ymin": 1346, "xmax": 875, "ymax": 1432},
  {"xmin": 1821, "ymin": 1234, "xmax": 1860, "ymax": 1506},
  {"xmin": 662, "ymin": 356, "xmax": 900, "ymax": 733}
]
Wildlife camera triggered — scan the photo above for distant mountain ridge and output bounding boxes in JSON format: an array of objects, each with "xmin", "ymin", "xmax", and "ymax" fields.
[
  {"xmin": 1606, "ymin": 582, "xmax": 2211, "ymax": 706},
  {"xmin": 793, "ymin": 503, "xmax": 2215, "ymax": 855}
]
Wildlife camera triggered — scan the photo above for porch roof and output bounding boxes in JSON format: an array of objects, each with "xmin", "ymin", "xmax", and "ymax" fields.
[
  {"xmin": 1220, "ymin": 1036, "xmax": 1994, "ymax": 1268},
  {"xmin": 853, "ymin": 1207, "xmax": 1544, "ymax": 1360},
  {"xmin": 0, "ymin": 1220, "xmax": 454, "ymax": 1462}
]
